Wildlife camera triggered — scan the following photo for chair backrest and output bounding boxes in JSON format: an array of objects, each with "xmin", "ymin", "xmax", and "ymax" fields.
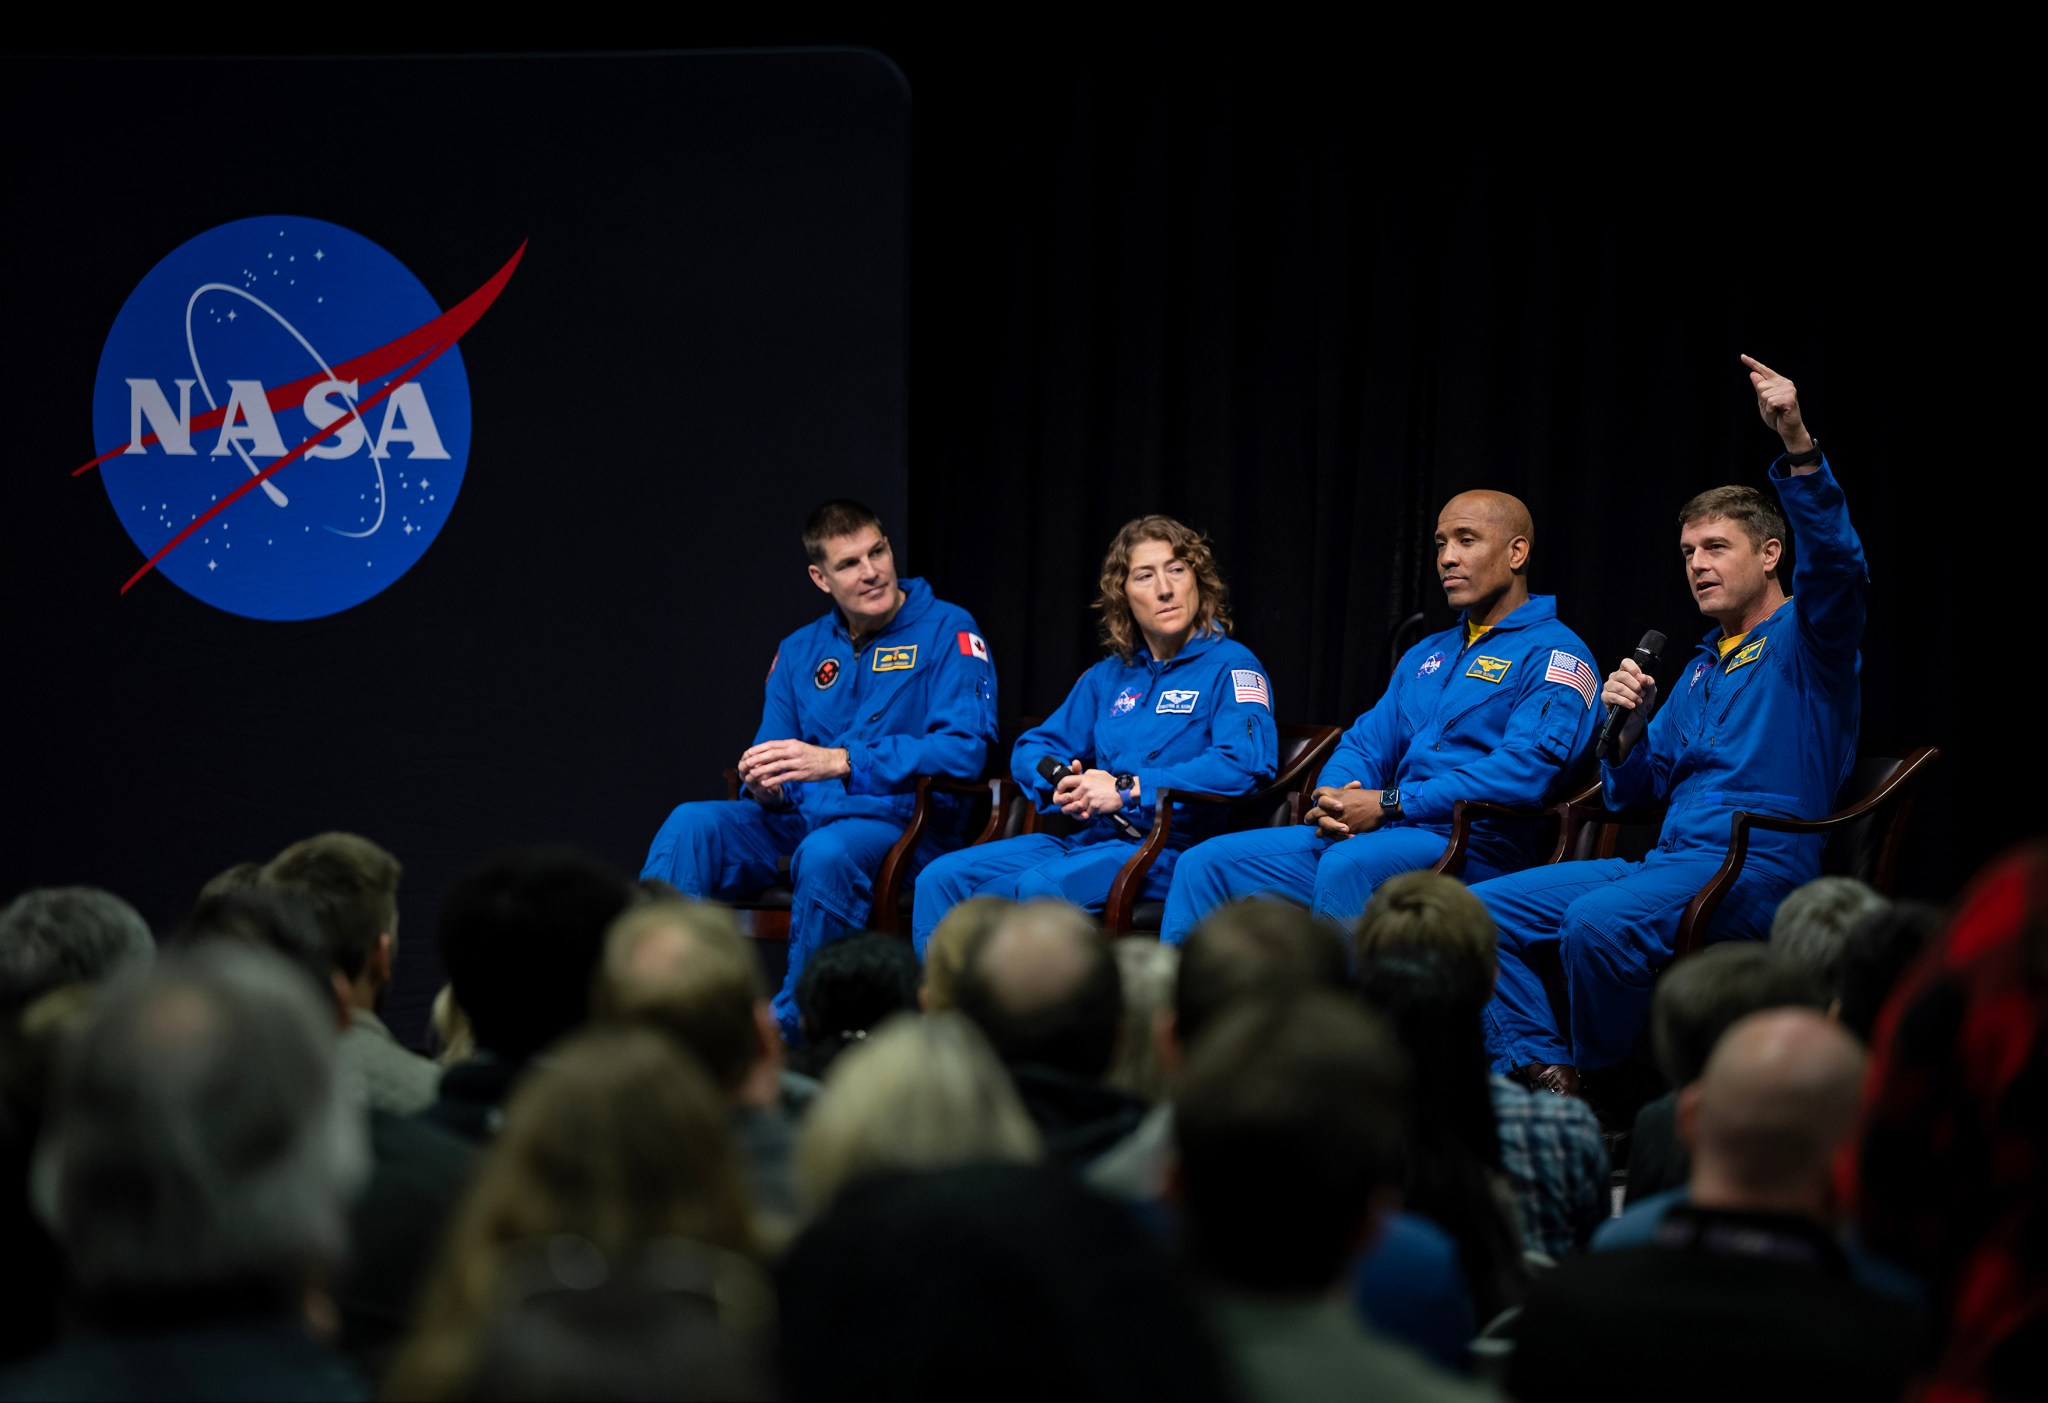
[
  {"xmin": 1818, "ymin": 746, "xmax": 1939, "ymax": 895},
  {"xmin": 1235, "ymin": 723, "xmax": 1343, "ymax": 829}
]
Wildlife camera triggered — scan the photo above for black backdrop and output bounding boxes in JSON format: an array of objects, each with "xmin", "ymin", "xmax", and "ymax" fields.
[{"xmin": 4, "ymin": 36, "xmax": 2036, "ymax": 1044}]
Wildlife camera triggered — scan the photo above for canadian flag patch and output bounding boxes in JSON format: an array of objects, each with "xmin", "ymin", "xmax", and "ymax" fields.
[{"xmin": 958, "ymin": 631, "xmax": 990, "ymax": 662}]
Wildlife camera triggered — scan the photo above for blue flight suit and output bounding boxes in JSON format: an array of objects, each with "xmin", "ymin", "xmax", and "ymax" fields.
[
  {"xmin": 1476, "ymin": 457, "xmax": 1866, "ymax": 1073},
  {"xmin": 911, "ymin": 631, "xmax": 1278, "ymax": 954},
  {"xmin": 641, "ymin": 577, "xmax": 997, "ymax": 1039},
  {"xmin": 1160, "ymin": 595, "xmax": 1601, "ymax": 943}
]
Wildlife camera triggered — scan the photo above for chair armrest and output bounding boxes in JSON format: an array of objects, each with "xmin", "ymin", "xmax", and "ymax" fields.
[
  {"xmin": 1430, "ymin": 799, "xmax": 1555, "ymax": 877},
  {"xmin": 723, "ymin": 767, "xmax": 742, "ymax": 802},
  {"xmin": 867, "ymin": 776, "xmax": 937, "ymax": 935},
  {"xmin": 921, "ymin": 774, "xmax": 1019, "ymax": 846}
]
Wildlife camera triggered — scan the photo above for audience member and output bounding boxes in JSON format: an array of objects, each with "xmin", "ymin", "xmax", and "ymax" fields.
[
  {"xmin": 918, "ymin": 894, "xmax": 1009, "ymax": 1013},
  {"xmin": 263, "ymin": 831, "xmax": 439, "ymax": 1116},
  {"xmin": 779, "ymin": 1161, "xmax": 1233, "ymax": 1402},
  {"xmin": 1846, "ymin": 841, "xmax": 2048, "ymax": 1399},
  {"xmin": 427, "ymin": 984, "xmax": 474, "ymax": 1067},
  {"xmin": 1625, "ymin": 942, "xmax": 1824, "ymax": 1205},
  {"xmin": 1, "ymin": 943, "xmax": 370, "ymax": 1401},
  {"xmin": 592, "ymin": 897, "xmax": 813, "ymax": 1245},
  {"xmin": 786, "ymin": 930, "xmax": 921, "ymax": 1081},
  {"xmin": 423, "ymin": 849, "xmax": 633, "ymax": 1142},
  {"xmin": 168, "ymin": 886, "xmax": 480, "ymax": 1386},
  {"xmin": 1355, "ymin": 872, "xmax": 1607, "ymax": 1265},
  {"xmin": 1173, "ymin": 991, "xmax": 1492, "ymax": 1402},
  {"xmin": 463, "ymin": 1239, "xmax": 777, "ymax": 1402},
  {"xmin": 1831, "ymin": 898, "xmax": 1943, "ymax": 1043},
  {"xmin": 1769, "ymin": 874, "xmax": 1890, "ymax": 996},
  {"xmin": 795, "ymin": 1012, "xmax": 1039, "ymax": 1213},
  {"xmin": 194, "ymin": 861, "xmax": 264, "ymax": 904},
  {"xmin": 1511, "ymin": 1009, "xmax": 1920, "ymax": 1402},
  {"xmin": 1107, "ymin": 936, "xmax": 1178, "ymax": 1104},
  {"xmin": 951, "ymin": 899, "xmax": 1145, "ymax": 1166},
  {"xmin": 0, "ymin": 886, "xmax": 154, "ymax": 1016},
  {"xmin": 384, "ymin": 1027, "xmax": 757, "ymax": 1401},
  {"xmin": 0, "ymin": 985, "xmax": 98, "ymax": 1369}
]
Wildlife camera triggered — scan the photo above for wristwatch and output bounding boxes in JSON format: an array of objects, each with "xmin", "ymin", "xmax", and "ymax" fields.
[
  {"xmin": 1114, "ymin": 773, "xmax": 1137, "ymax": 795},
  {"xmin": 1784, "ymin": 438, "xmax": 1822, "ymax": 468},
  {"xmin": 1380, "ymin": 787, "xmax": 1402, "ymax": 818}
]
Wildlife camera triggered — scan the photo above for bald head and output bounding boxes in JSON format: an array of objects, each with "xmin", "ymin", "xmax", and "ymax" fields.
[
  {"xmin": 1682, "ymin": 1007, "xmax": 1866, "ymax": 1213},
  {"xmin": 592, "ymin": 899, "xmax": 768, "ymax": 1094},
  {"xmin": 954, "ymin": 901, "xmax": 1122, "ymax": 1079},
  {"xmin": 1435, "ymin": 491, "xmax": 1534, "ymax": 626}
]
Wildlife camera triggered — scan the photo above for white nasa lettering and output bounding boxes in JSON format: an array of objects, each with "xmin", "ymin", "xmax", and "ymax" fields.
[
  {"xmin": 371, "ymin": 383, "xmax": 450, "ymax": 460},
  {"xmin": 302, "ymin": 379, "xmax": 367, "ymax": 460},
  {"xmin": 125, "ymin": 378, "xmax": 198, "ymax": 455},
  {"xmin": 210, "ymin": 380, "xmax": 287, "ymax": 458}
]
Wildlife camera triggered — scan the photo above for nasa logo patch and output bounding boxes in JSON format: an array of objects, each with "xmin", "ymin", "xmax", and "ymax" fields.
[
  {"xmin": 1418, "ymin": 652, "xmax": 1445, "ymax": 677},
  {"xmin": 814, "ymin": 657, "xmax": 842, "ymax": 690},
  {"xmin": 1111, "ymin": 687, "xmax": 1142, "ymax": 716},
  {"xmin": 82, "ymin": 215, "xmax": 523, "ymax": 621}
]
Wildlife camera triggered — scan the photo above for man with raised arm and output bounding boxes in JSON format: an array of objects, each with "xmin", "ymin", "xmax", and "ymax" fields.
[
  {"xmin": 1475, "ymin": 357, "xmax": 1867, "ymax": 1100},
  {"xmin": 640, "ymin": 500, "xmax": 998, "ymax": 1042},
  {"xmin": 1157, "ymin": 491, "xmax": 1601, "ymax": 944}
]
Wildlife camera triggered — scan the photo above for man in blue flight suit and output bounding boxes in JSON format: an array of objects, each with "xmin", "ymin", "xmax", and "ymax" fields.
[
  {"xmin": 910, "ymin": 516, "xmax": 1277, "ymax": 954},
  {"xmin": 640, "ymin": 500, "xmax": 997, "ymax": 1041},
  {"xmin": 1158, "ymin": 491, "xmax": 1602, "ymax": 944},
  {"xmin": 1476, "ymin": 356, "xmax": 1865, "ymax": 1099}
]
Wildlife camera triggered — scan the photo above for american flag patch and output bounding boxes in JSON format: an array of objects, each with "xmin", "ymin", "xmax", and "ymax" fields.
[
  {"xmin": 1545, "ymin": 650, "xmax": 1598, "ymax": 709},
  {"xmin": 1232, "ymin": 669, "xmax": 1271, "ymax": 710}
]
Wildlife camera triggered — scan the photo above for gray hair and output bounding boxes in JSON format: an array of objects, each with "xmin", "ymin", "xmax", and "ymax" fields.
[
  {"xmin": 1, "ymin": 887, "xmax": 155, "ymax": 1012},
  {"xmin": 1769, "ymin": 877, "xmax": 1891, "ymax": 993},
  {"xmin": 34, "ymin": 941, "xmax": 368, "ymax": 1299}
]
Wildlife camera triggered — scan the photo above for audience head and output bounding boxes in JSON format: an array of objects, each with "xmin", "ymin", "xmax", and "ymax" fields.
[
  {"xmin": 1650, "ymin": 941, "xmax": 1825, "ymax": 1088},
  {"xmin": 34, "ymin": 941, "xmax": 369, "ymax": 1307},
  {"xmin": 794, "ymin": 931, "xmax": 920, "ymax": 1066},
  {"xmin": 0, "ymin": 886, "xmax": 154, "ymax": 1015},
  {"xmin": 920, "ymin": 895, "xmax": 1009, "ymax": 1013},
  {"xmin": 1354, "ymin": 870, "xmax": 1499, "ymax": 991},
  {"xmin": 438, "ymin": 849, "xmax": 633, "ymax": 1063},
  {"xmin": 173, "ymin": 885, "xmax": 341, "ymax": 1021},
  {"xmin": 195, "ymin": 861, "xmax": 264, "ymax": 903},
  {"xmin": 796, "ymin": 1012, "xmax": 1039, "ymax": 1213},
  {"xmin": 1769, "ymin": 875, "xmax": 1890, "ymax": 995},
  {"xmin": 260, "ymin": 830, "xmax": 402, "ymax": 995},
  {"xmin": 1174, "ymin": 992, "xmax": 1409, "ymax": 1293},
  {"xmin": 1174, "ymin": 898, "xmax": 1349, "ymax": 1055},
  {"xmin": 1679, "ymin": 1007, "xmax": 1866, "ymax": 1214},
  {"xmin": 954, "ymin": 900, "xmax": 1121, "ymax": 1080},
  {"xmin": 592, "ymin": 898, "xmax": 773, "ymax": 1100},
  {"xmin": 431, "ymin": 983, "xmax": 477, "ymax": 1066},
  {"xmin": 389, "ymin": 1027, "xmax": 756, "ymax": 1399},
  {"xmin": 779, "ymin": 1161, "xmax": 1233, "ymax": 1403},
  {"xmin": 1833, "ymin": 899, "xmax": 1944, "ymax": 1043},
  {"xmin": 1107, "ymin": 937, "xmax": 1179, "ymax": 1103}
]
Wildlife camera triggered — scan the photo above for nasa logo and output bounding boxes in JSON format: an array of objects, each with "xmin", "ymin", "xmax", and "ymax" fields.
[
  {"xmin": 80, "ymin": 215, "xmax": 523, "ymax": 621},
  {"xmin": 814, "ymin": 657, "xmax": 842, "ymax": 690},
  {"xmin": 1111, "ymin": 687, "xmax": 1141, "ymax": 716},
  {"xmin": 1418, "ymin": 652, "xmax": 1444, "ymax": 677}
]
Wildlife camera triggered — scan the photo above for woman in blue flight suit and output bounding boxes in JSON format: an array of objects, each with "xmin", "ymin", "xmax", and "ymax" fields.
[{"xmin": 911, "ymin": 515, "xmax": 1278, "ymax": 955}]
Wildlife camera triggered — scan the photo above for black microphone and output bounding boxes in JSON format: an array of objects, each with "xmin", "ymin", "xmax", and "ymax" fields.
[
  {"xmin": 1037, "ymin": 755, "xmax": 1144, "ymax": 839},
  {"xmin": 1597, "ymin": 630, "xmax": 1666, "ymax": 761}
]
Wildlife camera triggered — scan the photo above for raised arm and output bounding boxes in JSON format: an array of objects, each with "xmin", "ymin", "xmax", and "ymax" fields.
[{"xmin": 1746, "ymin": 353, "xmax": 1868, "ymax": 666}]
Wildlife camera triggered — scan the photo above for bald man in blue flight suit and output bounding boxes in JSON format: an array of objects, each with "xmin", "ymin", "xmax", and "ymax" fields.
[
  {"xmin": 911, "ymin": 515, "xmax": 1277, "ymax": 953},
  {"xmin": 1476, "ymin": 357, "xmax": 1866, "ymax": 1099},
  {"xmin": 1158, "ymin": 490, "xmax": 1602, "ymax": 944},
  {"xmin": 641, "ymin": 500, "xmax": 997, "ymax": 1041}
]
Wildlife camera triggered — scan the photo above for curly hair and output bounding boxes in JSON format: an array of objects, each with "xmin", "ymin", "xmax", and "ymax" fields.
[{"xmin": 1093, "ymin": 515, "xmax": 1232, "ymax": 662}]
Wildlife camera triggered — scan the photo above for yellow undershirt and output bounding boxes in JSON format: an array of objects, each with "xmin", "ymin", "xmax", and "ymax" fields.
[{"xmin": 1465, "ymin": 621, "xmax": 1492, "ymax": 648}]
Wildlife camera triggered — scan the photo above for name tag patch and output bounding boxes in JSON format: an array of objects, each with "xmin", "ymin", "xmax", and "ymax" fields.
[
  {"xmin": 1466, "ymin": 655, "xmax": 1512, "ymax": 684},
  {"xmin": 1725, "ymin": 637, "xmax": 1768, "ymax": 672},
  {"xmin": 872, "ymin": 645, "xmax": 918, "ymax": 673},
  {"xmin": 1156, "ymin": 689, "xmax": 1200, "ymax": 715}
]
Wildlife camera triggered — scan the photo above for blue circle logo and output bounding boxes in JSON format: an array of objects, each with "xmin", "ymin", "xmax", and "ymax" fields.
[{"xmin": 86, "ymin": 216, "xmax": 519, "ymax": 621}]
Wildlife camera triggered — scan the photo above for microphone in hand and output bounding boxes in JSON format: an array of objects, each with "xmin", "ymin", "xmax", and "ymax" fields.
[{"xmin": 1598, "ymin": 630, "xmax": 1667, "ymax": 761}]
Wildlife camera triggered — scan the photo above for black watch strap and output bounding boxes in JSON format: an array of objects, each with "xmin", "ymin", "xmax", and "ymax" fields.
[
  {"xmin": 1380, "ymin": 787, "xmax": 1402, "ymax": 816},
  {"xmin": 1114, "ymin": 773, "xmax": 1136, "ymax": 793},
  {"xmin": 1783, "ymin": 439, "xmax": 1822, "ymax": 467}
]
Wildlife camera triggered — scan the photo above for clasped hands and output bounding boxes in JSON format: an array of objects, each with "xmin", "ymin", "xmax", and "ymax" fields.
[
  {"xmin": 1304, "ymin": 781, "xmax": 1390, "ymax": 840},
  {"xmin": 1048, "ymin": 760, "xmax": 1128, "ymax": 819},
  {"xmin": 737, "ymin": 739, "xmax": 850, "ymax": 804}
]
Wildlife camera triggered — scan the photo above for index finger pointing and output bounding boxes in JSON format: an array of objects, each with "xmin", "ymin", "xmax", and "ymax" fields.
[{"xmin": 1739, "ymin": 352, "xmax": 1780, "ymax": 379}]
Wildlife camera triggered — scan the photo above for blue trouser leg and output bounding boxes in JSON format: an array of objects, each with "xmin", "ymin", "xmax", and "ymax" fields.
[
  {"xmin": 775, "ymin": 816, "xmax": 915, "ymax": 1041},
  {"xmin": 1006, "ymin": 834, "xmax": 1173, "ymax": 912},
  {"xmin": 911, "ymin": 834, "xmax": 1074, "ymax": 955},
  {"xmin": 1308, "ymin": 826, "xmax": 1511, "ymax": 928},
  {"xmin": 1474, "ymin": 858, "xmax": 1636, "ymax": 1074},
  {"xmin": 640, "ymin": 800, "xmax": 806, "ymax": 896},
  {"xmin": 1158, "ymin": 826, "xmax": 1325, "ymax": 945}
]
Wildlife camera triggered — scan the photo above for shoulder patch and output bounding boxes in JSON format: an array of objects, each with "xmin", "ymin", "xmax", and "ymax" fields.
[
  {"xmin": 1156, "ymin": 689, "xmax": 1200, "ymax": 715},
  {"xmin": 768, "ymin": 648, "xmax": 779, "ymax": 681},
  {"xmin": 957, "ymin": 631, "xmax": 990, "ymax": 662},
  {"xmin": 1231, "ymin": 669, "xmax": 1271, "ymax": 710},
  {"xmin": 1466, "ymin": 655, "xmax": 1513, "ymax": 684},
  {"xmin": 813, "ymin": 657, "xmax": 841, "ymax": 690},
  {"xmin": 873, "ymin": 644, "xmax": 918, "ymax": 673},
  {"xmin": 1726, "ymin": 637, "xmax": 1769, "ymax": 673},
  {"xmin": 1543, "ymin": 651, "xmax": 1599, "ymax": 710},
  {"xmin": 1417, "ymin": 651, "xmax": 1446, "ymax": 677}
]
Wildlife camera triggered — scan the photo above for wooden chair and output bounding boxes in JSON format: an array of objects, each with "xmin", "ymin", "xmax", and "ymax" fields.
[{"xmin": 1095, "ymin": 722, "xmax": 1344, "ymax": 935}]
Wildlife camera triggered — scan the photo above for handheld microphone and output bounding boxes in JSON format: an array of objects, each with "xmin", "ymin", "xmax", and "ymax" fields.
[
  {"xmin": 1597, "ymin": 630, "xmax": 1666, "ymax": 761},
  {"xmin": 1038, "ymin": 755, "xmax": 1145, "ymax": 839}
]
